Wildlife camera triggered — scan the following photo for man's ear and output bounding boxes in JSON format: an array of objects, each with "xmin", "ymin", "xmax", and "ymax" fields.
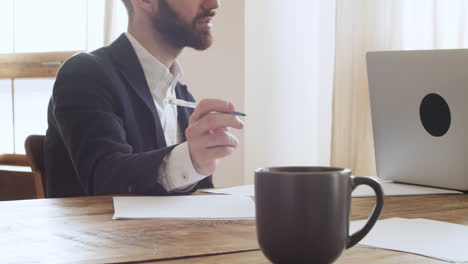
[{"xmin": 133, "ymin": 0, "xmax": 158, "ymax": 15}]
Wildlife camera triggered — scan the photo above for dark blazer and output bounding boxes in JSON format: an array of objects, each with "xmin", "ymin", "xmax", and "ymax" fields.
[{"xmin": 45, "ymin": 34, "xmax": 213, "ymax": 198}]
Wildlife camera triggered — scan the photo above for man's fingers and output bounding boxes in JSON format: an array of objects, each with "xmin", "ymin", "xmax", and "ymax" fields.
[
  {"xmin": 189, "ymin": 99, "xmax": 235, "ymax": 122},
  {"xmin": 186, "ymin": 113, "xmax": 243, "ymax": 138},
  {"xmin": 186, "ymin": 99, "xmax": 243, "ymax": 175},
  {"xmin": 201, "ymin": 131, "xmax": 239, "ymax": 149},
  {"xmin": 212, "ymin": 127, "xmax": 229, "ymax": 133},
  {"xmin": 203, "ymin": 146, "xmax": 235, "ymax": 161}
]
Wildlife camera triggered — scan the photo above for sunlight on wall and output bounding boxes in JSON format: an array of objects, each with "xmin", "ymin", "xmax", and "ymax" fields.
[
  {"xmin": 0, "ymin": 80, "xmax": 13, "ymax": 153},
  {"xmin": 110, "ymin": 0, "xmax": 129, "ymax": 41},
  {"xmin": 244, "ymin": 0, "xmax": 336, "ymax": 183}
]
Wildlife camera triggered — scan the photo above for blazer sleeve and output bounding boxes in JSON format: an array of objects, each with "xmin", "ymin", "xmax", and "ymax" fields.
[{"xmin": 51, "ymin": 53, "xmax": 177, "ymax": 196}]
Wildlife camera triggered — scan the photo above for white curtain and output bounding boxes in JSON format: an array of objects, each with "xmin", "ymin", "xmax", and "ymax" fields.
[{"xmin": 332, "ymin": 0, "xmax": 468, "ymax": 176}]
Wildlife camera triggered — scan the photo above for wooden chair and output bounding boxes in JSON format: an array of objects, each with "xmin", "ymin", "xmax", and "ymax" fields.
[
  {"xmin": 25, "ymin": 135, "xmax": 46, "ymax": 198},
  {"xmin": 0, "ymin": 154, "xmax": 37, "ymax": 200}
]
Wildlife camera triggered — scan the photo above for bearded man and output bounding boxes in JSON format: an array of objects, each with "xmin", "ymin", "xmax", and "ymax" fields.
[{"xmin": 44, "ymin": 0, "xmax": 243, "ymax": 198}]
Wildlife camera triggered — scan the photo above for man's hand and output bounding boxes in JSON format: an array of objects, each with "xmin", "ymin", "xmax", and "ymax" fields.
[{"xmin": 185, "ymin": 99, "xmax": 244, "ymax": 175}]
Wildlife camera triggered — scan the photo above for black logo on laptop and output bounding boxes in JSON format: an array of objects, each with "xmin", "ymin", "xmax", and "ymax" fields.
[{"xmin": 419, "ymin": 93, "xmax": 451, "ymax": 137}]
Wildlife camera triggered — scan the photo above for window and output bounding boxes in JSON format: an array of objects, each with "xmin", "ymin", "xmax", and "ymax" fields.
[
  {"xmin": 1, "ymin": 0, "xmax": 106, "ymax": 53},
  {"xmin": 0, "ymin": 0, "xmax": 109, "ymax": 154}
]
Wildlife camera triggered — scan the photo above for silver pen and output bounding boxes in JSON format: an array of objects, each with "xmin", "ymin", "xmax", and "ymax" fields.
[{"xmin": 167, "ymin": 98, "xmax": 246, "ymax": 116}]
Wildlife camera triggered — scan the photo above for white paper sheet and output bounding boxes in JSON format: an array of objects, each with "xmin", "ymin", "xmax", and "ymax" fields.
[
  {"xmin": 202, "ymin": 178, "xmax": 462, "ymax": 197},
  {"xmin": 352, "ymin": 179, "xmax": 462, "ymax": 197},
  {"xmin": 112, "ymin": 195, "xmax": 255, "ymax": 220},
  {"xmin": 350, "ymin": 218, "xmax": 468, "ymax": 263},
  {"xmin": 204, "ymin": 185, "xmax": 255, "ymax": 196},
  {"xmin": 0, "ymin": 165, "xmax": 31, "ymax": 172}
]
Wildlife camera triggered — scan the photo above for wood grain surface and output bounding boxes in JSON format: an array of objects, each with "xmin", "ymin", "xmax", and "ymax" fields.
[
  {"xmin": 0, "ymin": 51, "xmax": 78, "ymax": 79},
  {"xmin": 151, "ymin": 246, "xmax": 456, "ymax": 264},
  {"xmin": 1, "ymin": 193, "xmax": 467, "ymax": 263}
]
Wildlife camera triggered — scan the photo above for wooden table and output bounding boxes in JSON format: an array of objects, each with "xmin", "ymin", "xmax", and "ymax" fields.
[{"xmin": 1, "ymin": 194, "xmax": 468, "ymax": 263}]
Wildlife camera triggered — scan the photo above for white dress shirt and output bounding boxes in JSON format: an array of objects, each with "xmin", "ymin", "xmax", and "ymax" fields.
[{"xmin": 126, "ymin": 33, "xmax": 209, "ymax": 192}]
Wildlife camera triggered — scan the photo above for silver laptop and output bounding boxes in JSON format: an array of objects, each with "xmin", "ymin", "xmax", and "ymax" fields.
[{"xmin": 367, "ymin": 49, "xmax": 468, "ymax": 191}]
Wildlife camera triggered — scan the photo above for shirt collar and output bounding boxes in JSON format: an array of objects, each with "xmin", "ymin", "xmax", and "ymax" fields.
[{"xmin": 125, "ymin": 32, "xmax": 183, "ymax": 100}]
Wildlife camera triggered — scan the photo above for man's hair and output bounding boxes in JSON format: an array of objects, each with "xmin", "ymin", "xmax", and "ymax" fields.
[{"xmin": 121, "ymin": 0, "xmax": 133, "ymax": 16}]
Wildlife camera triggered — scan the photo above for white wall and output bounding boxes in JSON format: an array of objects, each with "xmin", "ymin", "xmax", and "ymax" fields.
[
  {"xmin": 179, "ymin": 0, "xmax": 245, "ymax": 187},
  {"xmin": 244, "ymin": 0, "xmax": 336, "ymax": 183}
]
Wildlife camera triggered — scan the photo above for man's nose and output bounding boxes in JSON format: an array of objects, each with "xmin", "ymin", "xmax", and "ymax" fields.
[{"xmin": 203, "ymin": 0, "xmax": 220, "ymax": 10}]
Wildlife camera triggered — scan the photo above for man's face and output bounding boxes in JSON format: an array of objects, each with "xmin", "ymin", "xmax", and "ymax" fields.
[{"xmin": 153, "ymin": 0, "xmax": 220, "ymax": 50}]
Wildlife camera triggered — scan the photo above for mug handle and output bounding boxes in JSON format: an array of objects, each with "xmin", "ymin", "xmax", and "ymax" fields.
[{"xmin": 346, "ymin": 176, "xmax": 384, "ymax": 248}]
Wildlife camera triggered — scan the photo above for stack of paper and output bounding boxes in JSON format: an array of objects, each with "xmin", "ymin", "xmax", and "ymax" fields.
[
  {"xmin": 350, "ymin": 218, "xmax": 468, "ymax": 262},
  {"xmin": 112, "ymin": 195, "xmax": 255, "ymax": 220}
]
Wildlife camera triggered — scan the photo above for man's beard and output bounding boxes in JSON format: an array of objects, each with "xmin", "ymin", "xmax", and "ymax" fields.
[{"xmin": 153, "ymin": 0, "xmax": 214, "ymax": 50}]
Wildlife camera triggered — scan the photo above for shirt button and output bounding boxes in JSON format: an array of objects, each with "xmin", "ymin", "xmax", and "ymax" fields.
[{"xmin": 183, "ymin": 175, "xmax": 188, "ymax": 180}]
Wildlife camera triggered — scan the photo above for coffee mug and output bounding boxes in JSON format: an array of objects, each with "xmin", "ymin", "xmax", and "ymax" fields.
[{"xmin": 255, "ymin": 166, "xmax": 384, "ymax": 264}]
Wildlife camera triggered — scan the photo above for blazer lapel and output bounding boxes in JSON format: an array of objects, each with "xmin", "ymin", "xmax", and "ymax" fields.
[
  {"xmin": 175, "ymin": 83, "xmax": 194, "ymax": 142},
  {"xmin": 109, "ymin": 34, "xmax": 167, "ymax": 148}
]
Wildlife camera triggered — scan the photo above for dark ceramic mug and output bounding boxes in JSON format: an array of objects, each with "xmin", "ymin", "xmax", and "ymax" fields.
[{"xmin": 255, "ymin": 166, "xmax": 384, "ymax": 264}]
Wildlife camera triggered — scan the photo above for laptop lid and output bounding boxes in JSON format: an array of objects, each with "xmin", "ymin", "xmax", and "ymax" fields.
[{"xmin": 367, "ymin": 49, "xmax": 468, "ymax": 191}]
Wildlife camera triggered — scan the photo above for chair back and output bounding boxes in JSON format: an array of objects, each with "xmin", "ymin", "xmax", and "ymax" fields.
[
  {"xmin": 25, "ymin": 135, "xmax": 46, "ymax": 198},
  {"xmin": 0, "ymin": 154, "xmax": 37, "ymax": 200}
]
